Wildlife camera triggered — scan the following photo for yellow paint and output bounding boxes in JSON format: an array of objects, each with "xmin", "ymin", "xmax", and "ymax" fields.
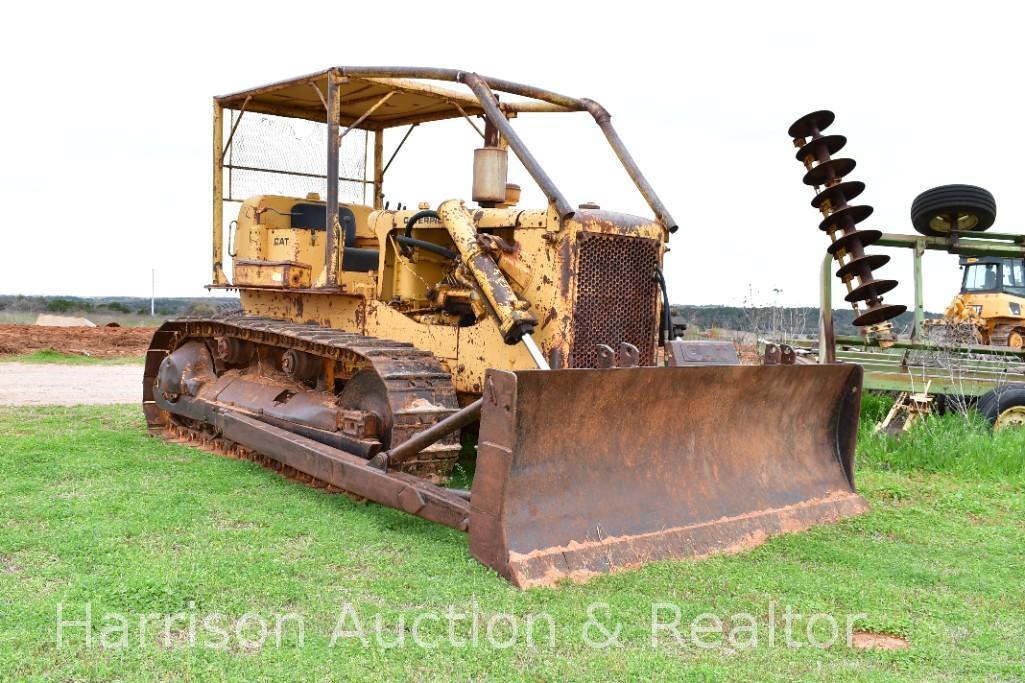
[
  {"xmin": 230, "ymin": 195, "xmax": 665, "ymax": 395},
  {"xmin": 944, "ymin": 291, "xmax": 1025, "ymax": 346}
]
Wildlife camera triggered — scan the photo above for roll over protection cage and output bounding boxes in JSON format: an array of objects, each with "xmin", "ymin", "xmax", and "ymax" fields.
[{"xmin": 211, "ymin": 67, "xmax": 679, "ymax": 287}]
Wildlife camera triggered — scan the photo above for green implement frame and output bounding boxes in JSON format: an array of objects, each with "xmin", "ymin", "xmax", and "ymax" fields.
[{"xmin": 805, "ymin": 230, "xmax": 1025, "ymax": 397}]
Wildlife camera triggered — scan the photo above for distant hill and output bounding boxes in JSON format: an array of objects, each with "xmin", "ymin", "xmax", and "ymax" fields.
[
  {"xmin": 0, "ymin": 295, "xmax": 936, "ymax": 338},
  {"xmin": 0, "ymin": 295, "xmax": 238, "ymax": 319},
  {"xmin": 671, "ymin": 305, "xmax": 939, "ymax": 337}
]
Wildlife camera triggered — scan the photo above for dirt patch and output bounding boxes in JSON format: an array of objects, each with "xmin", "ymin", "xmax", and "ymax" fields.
[
  {"xmin": 1, "ymin": 554, "xmax": 23, "ymax": 575},
  {"xmin": 0, "ymin": 324, "xmax": 155, "ymax": 358},
  {"xmin": 851, "ymin": 631, "xmax": 909, "ymax": 650},
  {"xmin": 214, "ymin": 516, "xmax": 266, "ymax": 532},
  {"xmin": 0, "ymin": 363, "xmax": 142, "ymax": 405}
]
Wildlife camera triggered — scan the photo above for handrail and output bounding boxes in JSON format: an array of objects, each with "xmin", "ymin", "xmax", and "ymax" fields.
[
  {"xmin": 217, "ymin": 67, "xmax": 676, "ymax": 229},
  {"xmin": 460, "ymin": 73, "xmax": 575, "ymax": 220},
  {"xmin": 580, "ymin": 99, "xmax": 678, "ymax": 234}
]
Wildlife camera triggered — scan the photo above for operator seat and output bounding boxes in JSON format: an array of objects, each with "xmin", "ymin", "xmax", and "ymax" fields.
[{"xmin": 290, "ymin": 203, "xmax": 380, "ymax": 272}]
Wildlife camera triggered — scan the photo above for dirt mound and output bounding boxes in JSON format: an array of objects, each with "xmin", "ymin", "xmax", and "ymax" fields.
[{"xmin": 0, "ymin": 324, "xmax": 156, "ymax": 358}]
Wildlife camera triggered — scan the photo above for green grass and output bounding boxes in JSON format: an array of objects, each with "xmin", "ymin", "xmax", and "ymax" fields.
[
  {"xmin": 0, "ymin": 404, "xmax": 1023, "ymax": 681},
  {"xmin": 860, "ymin": 395, "xmax": 1025, "ymax": 480},
  {"xmin": 0, "ymin": 349, "xmax": 145, "ymax": 365}
]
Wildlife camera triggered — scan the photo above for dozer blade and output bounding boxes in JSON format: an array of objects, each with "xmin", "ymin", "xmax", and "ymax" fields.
[{"xmin": 469, "ymin": 364, "xmax": 868, "ymax": 588}]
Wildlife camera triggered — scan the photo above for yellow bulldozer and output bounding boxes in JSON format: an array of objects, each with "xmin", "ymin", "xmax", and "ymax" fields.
[{"xmin": 144, "ymin": 67, "xmax": 868, "ymax": 588}]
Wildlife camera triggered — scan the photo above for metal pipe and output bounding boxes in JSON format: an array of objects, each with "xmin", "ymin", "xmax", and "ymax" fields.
[
  {"xmin": 216, "ymin": 409, "xmax": 470, "ymax": 531},
  {"xmin": 521, "ymin": 334, "xmax": 550, "ymax": 370},
  {"xmin": 368, "ymin": 336, "xmax": 550, "ymax": 472},
  {"xmin": 370, "ymin": 398, "xmax": 484, "ymax": 469},
  {"xmin": 820, "ymin": 252, "xmax": 836, "ymax": 363},
  {"xmin": 877, "ymin": 232, "xmax": 1025, "ymax": 257},
  {"xmin": 452, "ymin": 102, "xmax": 485, "ymax": 138},
  {"xmin": 339, "ymin": 91, "xmax": 396, "ymax": 142},
  {"xmin": 212, "ymin": 100, "xmax": 226, "ymax": 285},
  {"xmin": 382, "ymin": 124, "xmax": 417, "ymax": 176},
  {"xmin": 220, "ymin": 96, "xmax": 251, "ymax": 162},
  {"xmin": 913, "ymin": 239, "xmax": 925, "ymax": 341},
  {"xmin": 460, "ymin": 73, "xmax": 575, "ymax": 220},
  {"xmin": 437, "ymin": 200, "xmax": 538, "ymax": 343},
  {"xmin": 223, "ymin": 164, "xmax": 371, "ymax": 185},
  {"xmin": 324, "ymin": 72, "xmax": 341, "ymax": 287},
  {"xmin": 653, "ymin": 266, "xmax": 671, "ymax": 346},
  {"xmin": 395, "ymin": 235, "xmax": 458, "ymax": 260},
  {"xmin": 373, "ymin": 130, "xmax": 384, "ymax": 209},
  {"xmin": 309, "ymin": 82, "xmax": 327, "ymax": 110},
  {"xmin": 502, "ymin": 102, "xmax": 576, "ymax": 113},
  {"xmin": 333, "ymin": 67, "xmax": 588, "ymax": 110},
  {"xmin": 480, "ymin": 75, "xmax": 584, "ymax": 109},
  {"xmin": 829, "ymin": 335, "xmax": 1025, "ymax": 358},
  {"xmin": 580, "ymin": 99, "xmax": 678, "ymax": 234}
]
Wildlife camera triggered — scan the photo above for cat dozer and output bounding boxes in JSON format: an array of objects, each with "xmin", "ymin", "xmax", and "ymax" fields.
[{"xmin": 144, "ymin": 68, "xmax": 869, "ymax": 588}]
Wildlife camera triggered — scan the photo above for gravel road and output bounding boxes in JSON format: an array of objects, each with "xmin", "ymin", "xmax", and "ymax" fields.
[{"xmin": 0, "ymin": 363, "xmax": 143, "ymax": 406}]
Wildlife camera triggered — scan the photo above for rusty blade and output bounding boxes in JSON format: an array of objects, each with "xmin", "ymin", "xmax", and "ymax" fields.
[{"xmin": 469, "ymin": 365, "xmax": 868, "ymax": 588}]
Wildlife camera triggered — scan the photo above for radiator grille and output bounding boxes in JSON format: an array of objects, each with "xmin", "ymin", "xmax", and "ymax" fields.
[{"xmin": 568, "ymin": 232, "xmax": 660, "ymax": 368}]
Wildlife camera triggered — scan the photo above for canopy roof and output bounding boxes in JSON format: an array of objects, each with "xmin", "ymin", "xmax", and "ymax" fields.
[{"xmin": 214, "ymin": 67, "xmax": 586, "ymax": 129}]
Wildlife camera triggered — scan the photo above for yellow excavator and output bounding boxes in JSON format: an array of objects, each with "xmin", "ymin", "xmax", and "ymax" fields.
[{"xmin": 144, "ymin": 67, "xmax": 869, "ymax": 588}]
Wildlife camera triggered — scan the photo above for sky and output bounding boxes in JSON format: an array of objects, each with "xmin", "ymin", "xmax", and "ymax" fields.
[{"xmin": 2, "ymin": 0, "xmax": 1021, "ymax": 313}]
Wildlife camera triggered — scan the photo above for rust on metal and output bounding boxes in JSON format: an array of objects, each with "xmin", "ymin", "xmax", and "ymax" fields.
[
  {"xmin": 665, "ymin": 340, "xmax": 739, "ymax": 366},
  {"xmin": 437, "ymin": 199, "xmax": 537, "ymax": 343},
  {"xmin": 324, "ymin": 71, "xmax": 341, "ymax": 288},
  {"xmin": 580, "ymin": 99, "xmax": 678, "ymax": 234},
  {"xmin": 460, "ymin": 73, "xmax": 574, "ymax": 220},
  {"xmin": 470, "ymin": 366, "xmax": 867, "ymax": 588},
  {"xmin": 145, "ymin": 317, "xmax": 462, "ymax": 480},
  {"xmin": 788, "ymin": 110, "xmax": 906, "ymax": 331},
  {"xmin": 219, "ymin": 411, "xmax": 470, "ymax": 530},
  {"xmin": 370, "ymin": 398, "xmax": 483, "ymax": 470},
  {"xmin": 568, "ymin": 231, "xmax": 660, "ymax": 368},
  {"xmin": 762, "ymin": 343, "xmax": 796, "ymax": 365},
  {"xmin": 152, "ymin": 68, "xmax": 882, "ymax": 591}
]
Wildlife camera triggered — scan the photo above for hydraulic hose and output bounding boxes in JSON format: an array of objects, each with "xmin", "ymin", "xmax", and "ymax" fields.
[
  {"xmin": 395, "ymin": 235, "xmax": 458, "ymax": 260},
  {"xmin": 404, "ymin": 210, "xmax": 439, "ymax": 238},
  {"xmin": 653, "ymin": 266, "xmax": 671, "ymax": 346},
  {"xmin": 401, "ymin": 210, "xmax": 442, "ymax": 257}
]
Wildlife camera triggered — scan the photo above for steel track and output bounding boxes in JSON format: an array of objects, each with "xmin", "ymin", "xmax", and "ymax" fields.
[{"xmin": 143, "ymin": 316, "xmax": 462, "ymax": 483}]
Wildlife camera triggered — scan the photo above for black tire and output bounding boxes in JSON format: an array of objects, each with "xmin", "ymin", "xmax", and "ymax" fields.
[
  {"xmin": 977, "ymin": 383, "xmax": 1025, "ymax": 430},
  {"xmin": 911, "ymin": 184, "xmax": 996, "ymax": 237}
]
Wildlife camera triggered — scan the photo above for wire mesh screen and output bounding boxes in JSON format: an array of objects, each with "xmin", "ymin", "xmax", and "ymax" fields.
[{"xmin": 224, "ymin": 111, "xmax": 370, "ymax": 204}]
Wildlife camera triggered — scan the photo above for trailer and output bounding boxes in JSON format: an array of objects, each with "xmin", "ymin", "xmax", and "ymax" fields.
[{"xmin": 797, "ymin": 228, "xmax": 1025, "ymax": 431}]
